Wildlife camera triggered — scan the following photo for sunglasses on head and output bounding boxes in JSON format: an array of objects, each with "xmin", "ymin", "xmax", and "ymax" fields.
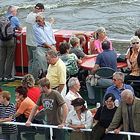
[{"xmin": 132, "ymin": 42, "xmax": 139, "ymax": 45}]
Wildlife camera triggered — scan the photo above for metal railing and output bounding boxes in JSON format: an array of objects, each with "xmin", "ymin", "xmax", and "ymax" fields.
[{"xmin": 1, "ymin": 122, "xmax": 140, "ymax": 140}]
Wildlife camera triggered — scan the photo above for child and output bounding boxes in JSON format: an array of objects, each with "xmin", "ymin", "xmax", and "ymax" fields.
[{"xmin": 0, "ymin": 91, "xmax": 17, "ymax": 140}]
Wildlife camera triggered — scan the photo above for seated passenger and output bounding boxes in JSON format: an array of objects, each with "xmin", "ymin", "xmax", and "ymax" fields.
[
  {"xmin": 92, "ymin": 40, "xmax": 117, "ymax": 73},
  {"xmin": 89, "ymin": 27, "xmax": 113, "ymax": 54},
  {"xmin": 125, "ymin": 36, "xmax": 140, "ymax": 82},
  {"xmin": 69, "ymin": 36, "xmax": 95, "ymax": 59},
  {"xmin": 86, "ymin": 40, "xmax": 117, "ymax": 104},
  {"xmin": 66, "ymin": 98, "xmax": 93, "ymax": 140},
  {"xmin": 59, "ymin": 42, "xmax": 82, "ymax": 77},
  {"xmin": 104, "ymin": 72, "xmax": 134, "ymax": 104},
  {"xmin": 91, "ymin": 93, "xmax": 122, "ymax": 140},
  {"xmin": 76, "ymin": 34, "xmax": 87, "ymax": 52}
]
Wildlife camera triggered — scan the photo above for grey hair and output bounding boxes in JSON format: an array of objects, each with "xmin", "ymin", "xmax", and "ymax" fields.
[
  {"xmin": 121, "ymin": 89, "xmax": 134, "ymax": 99},
  {"xmin": 113, "ymin": 72, "xmax": 124, "ymax": 82},
  {"xmin": 68, "ymin": 77, "xmax": 79, "ymax": 88},
  {"xmin": 46, "ymin": 49, "xmax": 58, "ymax": 58},
  {"xmin": 7, "ymin": 5, "xmax": 18, "ymax": 13}
]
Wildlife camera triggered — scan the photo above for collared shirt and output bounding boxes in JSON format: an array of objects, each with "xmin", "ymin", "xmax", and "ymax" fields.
[
  {"xmin": 26, "ymin": 12, "xmax": 37, "ymax": 46},
  {"xmin": 6, "ymin": 13, "xmax": 21, "ymax": 29},
  {"xmin": 33, "ymin": 22, "xmax": 56, "ymax": 46},
  {"xmin": 46, "ymin": 58, "xmax": 66, "ymax": 88},
  {"xmin": 65, "ymin": 90, "xmax": 83, "ymax": 111},
  {"xmin": 95, "ymin": 49, "xmax": 117, "ymax": 71},
  {"xmin": 66, "ymin": 109, "xmax": 93, "ymax": 129},
  {"xmin": 104, "ymin": 84, "xmax": 134, "ymax": 102}
]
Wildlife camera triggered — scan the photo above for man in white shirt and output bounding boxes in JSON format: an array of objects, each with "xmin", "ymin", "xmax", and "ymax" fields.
[{"xmin": 26, "ymin": 3, "xmax": 45, "ymax": 75}]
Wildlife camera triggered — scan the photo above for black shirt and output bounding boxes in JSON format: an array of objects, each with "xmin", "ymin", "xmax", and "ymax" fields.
[{"xmin": 94, "ymin": 105, "xmax": 117, "ymax": 128}]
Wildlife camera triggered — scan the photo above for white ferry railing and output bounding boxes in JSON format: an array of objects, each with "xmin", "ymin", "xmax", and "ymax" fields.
[{"xmin": 2, "ymin": 122, "xmax": 140, "ymax": 140}]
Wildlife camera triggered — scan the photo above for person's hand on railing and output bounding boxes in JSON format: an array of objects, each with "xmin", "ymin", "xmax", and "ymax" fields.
[
  {"xmin": 114, "ymin": 128, "xmax": 121, "ymax": 134},
  {"xmin": 105, "ymin": 128, "xmax": 109, "ymax": 134},
  {"xmin": 25, "ymin": 120, "xmax": 32, "ymax": 127},
  {"xmin": 58, "ymin": 123, "xmax": 65, "ymax": 128}
]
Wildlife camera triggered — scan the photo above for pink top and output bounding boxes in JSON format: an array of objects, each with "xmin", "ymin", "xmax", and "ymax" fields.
[{"xmin": 92, "ymin": 37, "xmax": 113, "ymax": 54}]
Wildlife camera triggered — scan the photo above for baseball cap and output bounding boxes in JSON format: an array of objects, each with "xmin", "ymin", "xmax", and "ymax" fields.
[{"xmin": 35, "ymin": 3, "xmax": 45, "ymax": 10}]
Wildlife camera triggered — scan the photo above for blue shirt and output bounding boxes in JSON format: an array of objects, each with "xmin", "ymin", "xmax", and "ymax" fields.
[
  {"xmin": 6, "ymin": 13, "xmax": 21, "ymax": 29},
  {"xmin": 104, "ymin": 84, "xmax": 134, "ymax": 102},
  {"xmin": 33, "ymin": 22, "xmax": 56, "ymax": 46},
  {"xmin": 96, "ymin": 50, "xmax": 117, "ymax": 71}
]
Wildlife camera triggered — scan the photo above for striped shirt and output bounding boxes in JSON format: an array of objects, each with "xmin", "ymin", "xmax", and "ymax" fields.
[{"xmin": 0, "ymin": 103, "xmax": 17, "ymax": 134}]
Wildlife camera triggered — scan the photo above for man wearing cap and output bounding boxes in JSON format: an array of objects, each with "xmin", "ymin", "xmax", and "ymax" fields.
[{"xmin": 26, "ymin": 3, "xmax": 45, "ymax": 78}]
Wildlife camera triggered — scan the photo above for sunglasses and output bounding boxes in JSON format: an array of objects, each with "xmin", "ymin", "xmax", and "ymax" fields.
[
  {"xmin": 112, "ymin": 78, "xmax": 117, "ymax": 81},
  {"xmin": 36, "ymin": 20, "xmax": 42, "ymax": 23},
  {"xmin": 132, "ymin": 42, "xmax": 139, "ymax": 45}
]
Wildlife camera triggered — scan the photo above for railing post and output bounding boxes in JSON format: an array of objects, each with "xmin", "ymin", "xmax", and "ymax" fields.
[
  {"xmin": 128, "ymin": 134, "xmax": 131, "ymax": 140},
  {"xmin": 50, "ymin": 127, "xmax": 53, "ymax": 140}
]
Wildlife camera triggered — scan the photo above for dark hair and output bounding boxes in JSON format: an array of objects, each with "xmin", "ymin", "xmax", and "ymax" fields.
[
  {"xmin": 102, "ymin": 40, "xmax": 110, "ymax": 50},
  {"xmin": 59, "ymin": 42, "xmax": 70, "ymax": 54},
  {"xmin": 104, "ymin": 93, "xmax": 115, "ymax": 102},
  {"xmin": 15, "ymin": 86, "xmax": 28, "ymax": 98},
  {"xmin": 71, "ymin": 98, "xmax": 87, "ymax": 112},
  {"xmin": 135, "ymin": 28, "xmax": 140, "ymax": 39},
  {"xmin": 35, "ymin": 3, "xmax": 45, "ymax": 10},
  {"xmin": 76, "ymin": 34, "xmax": 86, "ymax": 45}
]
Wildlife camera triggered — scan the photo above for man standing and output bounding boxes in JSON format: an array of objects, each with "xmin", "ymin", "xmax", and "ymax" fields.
[
  {"xmin": 26, "ymin": 3, "xmax": 45, "ymax": 77},
  {"xmin": 106, "ymin": 89, "xmax": 140, "ymax": 140},
  {"xmin": 0, "ymin": 5, "xmax": 22, "ymax": 82},
  {"xmin": 26, "ymin": 77, "xmax": 68, "ymax": 140},
  {"xmin": 46, "ymin": 49, "xmax": 67, "ymax": 97}
]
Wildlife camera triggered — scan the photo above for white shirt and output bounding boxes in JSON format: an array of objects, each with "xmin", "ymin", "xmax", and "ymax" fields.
[
  {"xmin": 26, "ymin": 12, "xmax": 37, "ymax": 46},
  {"xmin": 65, "ymin": 90, "xmax": 87, "ymax": 111},
  {"xmin": 66, "ymin": 109, "xmax": 93, "ymax": 129},
  {"xmin": 65, "ymin": 90, "xmax": 82, "ymax": 111}
]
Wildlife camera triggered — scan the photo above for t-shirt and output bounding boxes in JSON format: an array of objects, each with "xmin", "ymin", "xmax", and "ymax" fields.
[
  {"xmin": 96, "ymin": 50, "xmax": 117, "ymax": 71},
  {"xmin": 94, "ymin": 105, "xmax": 117, "ymax": 128},
  {"xmin": 70, "ymin": 47, "xmax": 85, "ymax": 59},
  {"xmin": 0, "ymin": 103, "xmax": 17, "ymax": 134},
  {"xmin": 27, "ymin": 87, "xmax": 41, "ymax": 104},
  {"xmin": 36, "ymin": 90, "xmax": 65, "ymax": 125},
  {"xmin": 17, "ymin": 97, "xmax": 36, "ymax": 118}
]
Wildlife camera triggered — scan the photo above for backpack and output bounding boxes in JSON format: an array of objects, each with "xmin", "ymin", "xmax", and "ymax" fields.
[
  {"xmin": 0, "ymin": 16, "xmax": 14, "ymax": 41},
  {"xmin": 64, "ymin": 56, "xmax": 79, "ymax": 76}
]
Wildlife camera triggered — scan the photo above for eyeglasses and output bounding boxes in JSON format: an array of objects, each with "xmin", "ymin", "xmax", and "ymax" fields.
[{"xmin": 132, "ymin": 42, "xmax": 139, "ymax": 45}]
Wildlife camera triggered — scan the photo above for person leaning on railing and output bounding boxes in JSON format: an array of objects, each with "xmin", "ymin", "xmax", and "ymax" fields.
[
  {"xmin": 106, "ymin": 89, "xmax": 140, "ymax": 140},
  {"xmin": 66, "ymin": 98, "xmax": 93, "ymax": 140},
  {"xmin": 26, "ymin": 77, "xmax": 68, "ymax": 140}
]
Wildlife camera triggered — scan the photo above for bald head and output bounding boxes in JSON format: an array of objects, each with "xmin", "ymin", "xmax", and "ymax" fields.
[{"xmin": 121, "ymin": 89, "xmax": 134, "ymax": 104}]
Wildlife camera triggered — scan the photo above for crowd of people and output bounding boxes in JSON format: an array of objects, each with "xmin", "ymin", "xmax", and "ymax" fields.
[{"xmin": 0, "ymin": 2, "xmax": 140, "ymax": 140}]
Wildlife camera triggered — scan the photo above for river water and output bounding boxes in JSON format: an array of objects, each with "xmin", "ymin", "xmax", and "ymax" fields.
[{"xmin": 0, "ymin": 0, "xmax": 140, "ymax": 51}]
